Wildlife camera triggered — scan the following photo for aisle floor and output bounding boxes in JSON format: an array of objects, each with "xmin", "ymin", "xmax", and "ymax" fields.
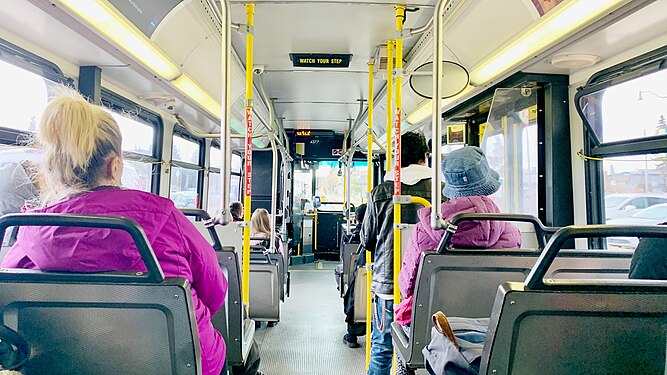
[{"xmin": 255, "ymin": 261, "xmax": 367, "ymax": 375}]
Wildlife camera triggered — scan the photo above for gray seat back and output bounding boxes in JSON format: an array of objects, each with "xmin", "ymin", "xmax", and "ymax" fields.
[
  {"xmin": 0, "ymin": 275, "xmax": 201, "ymax": 375},
  {"xmin": 250, "ymin": 250, "xmax": 286, "ymax": 301},
  {"xmin": 342, "ymin": 243, "xmax": 360, "ymax": 287},
  {"xmin": 213, "ymin": 250, "xmax": 255, "ymax": 367},
  {"xmin": 481, "ymin": 225, "xmax": 667, "ymax": 375},
  {"xmin": 249, "ymin": 261, "xmax": 281, "ymax": 321},
  {"xmin": 214, "ymin": 223, "xmax": 244, "ymax": 253},
  {"xmin": 482, "ymin": 281, "xmax": 667, "ymax": 375},
  {"xmin": 0, "ymin": 214, "xmax": 202, "ymax": 374},
  {"xmin": 353, "ymin": 265, "xmax": 368, "ymax": 322},
  {"xmin": 393, "ymin": 249, "xmax": 632, "ymax": 368}
]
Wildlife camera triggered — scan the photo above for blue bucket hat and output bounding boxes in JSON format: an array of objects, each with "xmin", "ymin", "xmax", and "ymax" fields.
[{"xmin": 442, "ymin": 146, "xmax": 500, "ymax": 199}]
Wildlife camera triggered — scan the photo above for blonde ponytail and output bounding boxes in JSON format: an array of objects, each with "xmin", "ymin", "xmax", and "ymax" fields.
[{"xmin": 38, "ymin": 87, "xmax": 122, "ymax": 205}]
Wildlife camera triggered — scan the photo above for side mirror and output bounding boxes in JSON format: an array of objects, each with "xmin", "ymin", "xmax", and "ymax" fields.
[{"xmin": 623, "ymin": 205, "xmax": 637, "ymax": 211}]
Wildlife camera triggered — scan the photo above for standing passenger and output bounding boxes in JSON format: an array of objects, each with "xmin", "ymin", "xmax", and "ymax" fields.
[
  {"xmin": 361, "ymin": 131, "xmax": 436, "ymax": 375},
  {"xmin": 0, "ymin": 90, "xmax": 228, "ymax": 375}
]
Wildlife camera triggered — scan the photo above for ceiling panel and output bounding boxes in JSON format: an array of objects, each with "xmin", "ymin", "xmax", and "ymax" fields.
[
  {"xmin": 524, "ymin": 0, "xmax": 667, "ymax": 77},
  {"xmin": 445, "ymin": 0, "xmax": 538, "ymax": 69},
  {"xmin": 228, "ymin": 1, "xmax": 434, "ymax": 131}
]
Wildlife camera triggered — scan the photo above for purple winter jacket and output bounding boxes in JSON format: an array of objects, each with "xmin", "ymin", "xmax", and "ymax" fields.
[
  {"xmin": 1, "ymin": 189, "xmax": 227, "ymax": 375},
  {"xmin": 399, "ymin": 196, "xmax": 521, "ymax": 300}
]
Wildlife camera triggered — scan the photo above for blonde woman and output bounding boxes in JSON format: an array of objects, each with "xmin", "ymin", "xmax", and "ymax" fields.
[
  {"xmin": 250, "ymin": 208, "xmax": 275, "ymax": 252},
  {"xmin": 1, "ymin": 89, "xmax": 228, "ymax": 375}
]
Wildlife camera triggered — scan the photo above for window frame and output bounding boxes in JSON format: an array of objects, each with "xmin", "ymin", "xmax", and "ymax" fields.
[
  {"xmin": 101, "ymin": 88, "xmax": 163, "ymax": 194},
  {"xmin": 206, "ymin": 142, "xmax": 243, "ymax": 211},
  {"xmin": 0, "ymin": 38, "xmax": 71, "ymax": 146},
  {"xmin": 575, "ymin": 45, "xmax": 667, "ymax": 229},
  {"xmin": 171, "ymin": 128, "xmax": 205, "ymax": 209}
]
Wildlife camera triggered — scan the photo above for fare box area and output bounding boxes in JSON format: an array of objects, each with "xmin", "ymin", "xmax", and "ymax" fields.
[{"xmin": 289, "ymin": 53, "xmax": 352, "ymax": 68}]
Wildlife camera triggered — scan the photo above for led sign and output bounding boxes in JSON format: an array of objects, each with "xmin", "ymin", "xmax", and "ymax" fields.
[
  {"xmin": 289, "ymin": 53, "xmax": 352, "ymax": 68},
  {"xmin": 296, "ymin": 130, "xmax": 311, "ymax": 136}
]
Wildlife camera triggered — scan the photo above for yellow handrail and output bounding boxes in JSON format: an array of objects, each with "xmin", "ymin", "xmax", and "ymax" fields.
[
  {"xmin": 411, "ymin": 196, "xmax": 431, "ymax": 208},
  {"xmin": 241, "ymin": 3, "xmax": 255, "ymax": 316},
  {"xmin": 385, "ymin": 41, "xmax": 394, "ymax": 172},
  {"xmin": 392, "ymin": 6, "xmax": 405, "ymax": 373},
  {"xmin": 365, "ymin": 62, "xmax": 374, "ymax": 371}
]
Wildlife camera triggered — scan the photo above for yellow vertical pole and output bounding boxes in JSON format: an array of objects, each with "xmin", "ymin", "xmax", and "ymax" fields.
[
  {"xmin": 242, "ymin": 3, "xmax": 255, "ymax": 314},
  {"xmin": 385, "ymin": 41, "xmax": 394, "ymax": 172},
  {"xmin": 393, "ymin": 7, "xmax": 405, "ymax": 373},
  {"xmin": 343, "ymin": 131, "xmax": 348, "ymax": 220},
  {"xmin": 365, "ymin": 62, "xmax": 374, "ymax": 371}
]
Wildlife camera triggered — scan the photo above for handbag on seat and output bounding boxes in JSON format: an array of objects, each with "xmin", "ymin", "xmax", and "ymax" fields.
[{"xmin": 423, "ymin": 311, "xmax": 488, "ymax": 375}]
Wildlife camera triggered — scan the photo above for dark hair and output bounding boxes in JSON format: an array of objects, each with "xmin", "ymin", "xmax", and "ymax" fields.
[
  {"xmin": 230, "ymin": 201, "xmax": 243, "ymax": 220},
  {"xmin": 401, "ymin": 132, "xmax": 429, "ymax": 167}
]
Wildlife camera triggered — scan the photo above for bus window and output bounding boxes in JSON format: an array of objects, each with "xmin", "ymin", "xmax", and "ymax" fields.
[
  {"xmin": 207, "ymin": 147, "xmax": 222, "ymax": 213},
  {"xmin": 294, "ymin": 168, "xmax": 313, "ymax": 211},
  {"xmin": 581, "ymin": 69, "xmax": 667, "ymax": 144},
  {"xmin": 0, "ymin": 59, "xmax": 53, "ymax": 134},
  {"xmin": 312, "ymin": 161, "xmax": 368, "ymax": 206},
  {"xmin": 481, "ymin": 88, "xmax": 538, "ymax": 217},
  {"xmin": 578, "ymin": 52, "xmax": 667, "ymax": 233},
  {"xmin": 109, "ymin": 111, "xmax": 155, "ymax": 192},
  {"xmin": 170, "ymin": 135, "xmax": 202, "ymax": 208}
]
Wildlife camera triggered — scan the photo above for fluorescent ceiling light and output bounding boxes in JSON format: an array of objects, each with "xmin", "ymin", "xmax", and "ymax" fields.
[
  {"xmin": 470, "ymin": 0, "xmax": 626, "ymax": 84},
  {"xmin": 58, "ymin": 0, "xmax": 181, "ymax": 81},
  {"xmin": 172, "ymin": 74, "xmax": 222, "ymax": 118}
]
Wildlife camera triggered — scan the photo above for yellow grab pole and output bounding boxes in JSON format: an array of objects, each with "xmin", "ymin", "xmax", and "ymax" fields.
[
  {"xmin": 411, "ymin": 196, "xmax": 431, "ymax": 208},
  {"xmin": 365, "ymin": 62, "xmax": 374, "ymax": 371},
  {"xmin": 242, "ymin": 3, "xmax": 255, "ymax": 314},
  {"xmin": 393, "ymin": 6, "xmax": 405, "ymax": 373},
  {"xmin": 385, "ymin": 41, "xmax": 394, "ymax": 172},
  {"xmin": 343, "ymin": 130, "xmax": 348, "ymax": 224}
]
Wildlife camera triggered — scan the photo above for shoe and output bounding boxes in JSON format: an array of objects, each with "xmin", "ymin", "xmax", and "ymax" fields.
[{"xmin": 342, "ymin": 333, "xmax": 360, "ymax": 348}]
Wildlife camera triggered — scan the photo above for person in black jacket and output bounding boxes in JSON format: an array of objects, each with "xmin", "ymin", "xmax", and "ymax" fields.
[
  {"xmin": 361, "ymin": 132, "xmax": 437, "ymax": 375},
  {"xmin": 629, "ymin": 222, "xmax": 667, "ymax": 280},
  {"xmin": 342, "ymin": 204, "xmax": 367, "ymax": 348}
]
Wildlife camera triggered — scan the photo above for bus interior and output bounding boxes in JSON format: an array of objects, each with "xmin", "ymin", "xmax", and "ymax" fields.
[{"xmin": 0, "ymin": 0, "xmax": 667, "ymax": 374}]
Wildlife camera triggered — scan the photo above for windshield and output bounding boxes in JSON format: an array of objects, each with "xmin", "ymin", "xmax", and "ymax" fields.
[
  {"xmin": 605, "ymin": 196, "xmax": 627, "ymax": 207},
  {"xmin": 632, "ymin": 204, "xmax": 667, "ymax": 220}
]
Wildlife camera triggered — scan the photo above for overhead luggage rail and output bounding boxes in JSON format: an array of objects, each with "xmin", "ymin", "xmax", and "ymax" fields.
[
  {"xmin": 0, "ymin": 214, "xmax": 201, "ymax": 374},
  {"xmin": 437, "ymin": 213, "xmax": 559, "ymax": 253},
  {"xmin": 481, "ymin": 225, "xmax": 667, "ymax": 375}
]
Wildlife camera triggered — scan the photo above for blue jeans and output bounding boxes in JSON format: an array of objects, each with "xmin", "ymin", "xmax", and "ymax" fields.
[{"xmin": 368, "ymin": 296, "xmax": 393, "ymax": 375}]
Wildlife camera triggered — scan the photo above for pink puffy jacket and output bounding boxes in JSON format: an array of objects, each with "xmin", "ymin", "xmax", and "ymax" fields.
[{"xmin": 395, "ymin": 196, "xmax": 521, "ymax": 324}]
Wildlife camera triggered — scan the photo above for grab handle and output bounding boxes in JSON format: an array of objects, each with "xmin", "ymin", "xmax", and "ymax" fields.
[
  {"xmin": 0, "ymin": 213, "xmax": 164, "ymax": 283},
  {"xmin": 437, "ymin": 213, "xmax": 557, "ymax": 253},
  {"xmin": 525, "ymin": 225, "xmax": 667, "ymax": 291}
]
